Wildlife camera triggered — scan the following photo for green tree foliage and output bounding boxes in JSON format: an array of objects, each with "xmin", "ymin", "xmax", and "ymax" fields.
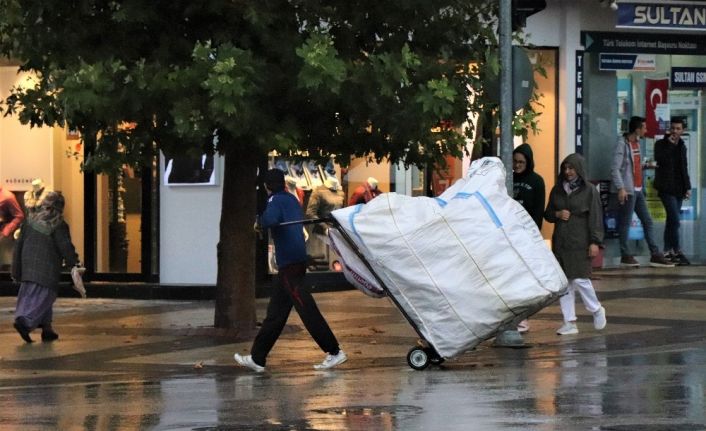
[{"xmin": 0, "ymin": 0, "xmax": 506, "ymax": 329}]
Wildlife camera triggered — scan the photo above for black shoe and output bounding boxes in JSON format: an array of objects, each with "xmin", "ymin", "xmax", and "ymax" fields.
[
  {"xmin": 41, "ymin": 330, "xmax": 59, "ymax": 342},
  {"xmin": 674, "ymin": 252, "xmax": 691, "ymax": 266},
  {"xmin": 649, "ymin": 253, "xmax": 675, "ymax": 268},
  {"xmin": 13, "ymin": 321, "xmax": 33, "ymax": 343}
]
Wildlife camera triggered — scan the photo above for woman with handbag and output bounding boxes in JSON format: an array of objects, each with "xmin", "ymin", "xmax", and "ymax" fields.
[{"xmin": 12, "ymin": 192, "xmax": 80, "ymax": 343}]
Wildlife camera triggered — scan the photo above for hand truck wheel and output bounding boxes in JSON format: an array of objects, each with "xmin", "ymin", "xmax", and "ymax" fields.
[{"xmin": 407, "ymin": 346, "xmax": 431, "ymax": 370}]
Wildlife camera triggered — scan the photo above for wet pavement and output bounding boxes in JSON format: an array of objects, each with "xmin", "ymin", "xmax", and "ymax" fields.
[{"xmin": 1, "ymin": 266, "xmax": 706, "ymax": 430}]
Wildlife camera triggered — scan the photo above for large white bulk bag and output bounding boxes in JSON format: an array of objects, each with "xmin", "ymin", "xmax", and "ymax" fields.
[
  {"xmin": 328, "ymin": 228, "xmax": 385, "ymax": 298},
  {"xmin": 330, "ymin": 157, "xmax": 567, "ymax": 359}
]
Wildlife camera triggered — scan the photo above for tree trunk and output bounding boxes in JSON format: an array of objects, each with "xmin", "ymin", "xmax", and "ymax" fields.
[{"xmin": 214, "ymin": 147, "xmax": 258, "ymax": 330}]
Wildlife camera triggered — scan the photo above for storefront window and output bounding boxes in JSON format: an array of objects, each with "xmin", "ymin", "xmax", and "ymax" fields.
[
  {"xmin": 95, "ymin": 169, "xmax": 143, "ymax": 273},
  {"xmin": 582, "ymin": 49, "xmax": 706, "ymax": 260},
  {"xmin": 1, "ymin": 66, "xmax": 85, "ymax": 274},
  {"xmin": 1, "ymin": 65, "xmax": 156, "ymax": 281},
  {"xmin": 266, "ymin": 155, "xmax": 428, "ymax": 274}
]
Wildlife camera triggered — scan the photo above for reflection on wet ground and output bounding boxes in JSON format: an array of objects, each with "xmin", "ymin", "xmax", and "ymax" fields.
[{"xmin": 0, "ymin": 267, "xmax": 706, "ymax": 430}]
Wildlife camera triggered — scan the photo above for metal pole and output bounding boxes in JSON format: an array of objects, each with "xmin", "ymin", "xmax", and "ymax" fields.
[
  {"xmin": 499, "ymin": 0, "xmax": 513, "ymax": 195},
  {"xmin": 494, "ymin": 0, "xmax": 525, "ymax": 348}
]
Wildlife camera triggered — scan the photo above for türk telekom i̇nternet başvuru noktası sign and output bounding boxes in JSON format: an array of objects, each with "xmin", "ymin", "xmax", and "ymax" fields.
[{"xmin": 616, "ymin": 1, "xmax": 706, "ymax": 31}]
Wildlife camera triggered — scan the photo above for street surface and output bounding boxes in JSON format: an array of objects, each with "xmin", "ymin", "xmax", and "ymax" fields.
[{"xmin": 1, "ymin": 267, "xmax": 706, "ymax": 430}]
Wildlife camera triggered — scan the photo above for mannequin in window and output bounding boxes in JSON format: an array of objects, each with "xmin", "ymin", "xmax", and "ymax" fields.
[
  {"xmin": 0, "ymin": 184, "xmax": 25, "ymax": 270},
  {"xmin": 285, "ymin": 175, "xmax": 305, "ymax": 206},
  {"xmin": 23, "ymin": 178, "xmax": 52, "ymax": 215},
  {"xmin": 306, "ymin": 177, "xmax": 344, "ymax": 237},
  {"xmin": 348, "ymin": 177, "xmax": 382, "ymax": 206}
]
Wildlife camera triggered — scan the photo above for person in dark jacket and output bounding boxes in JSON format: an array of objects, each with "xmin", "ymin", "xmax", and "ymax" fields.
[
  {"xmin": 512, "ymin": 143, "xmax": 545, "ymax": 333},
  {"xmin": 234, "ymin": 169, "xmax": 346, "ymax": 373},
  {"xmin": 513, "ymin": 143, "xmax": 545, "ymax": 229},
  {"xmin": 12, "ymin": 192, "xmax": 79, "ymax": 343},
  {"xmin": 654, "ymin": 118, "xmax": 691, "ymax": 265},
  {"xmin": 544, "ymin": 154, "xmax": 606, "ymax": 336}
]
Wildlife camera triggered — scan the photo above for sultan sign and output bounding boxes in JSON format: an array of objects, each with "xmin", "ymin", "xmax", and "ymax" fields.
[
  {"xmin": 671, "ymin": 67, "xmax": 706, "ymax": 88},
  {"xmin": 617, "ymin": 1, "xmax": 706, "ymax": 31}
]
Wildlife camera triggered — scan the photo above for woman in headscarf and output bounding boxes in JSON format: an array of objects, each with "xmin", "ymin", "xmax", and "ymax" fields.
[
  {"xmin": 544, "ymin": 154, "xmax": 606, "ymax": 336},
  {"xmin": 12, "ymin": 192, "xmax": 79, "ymax": 343}
]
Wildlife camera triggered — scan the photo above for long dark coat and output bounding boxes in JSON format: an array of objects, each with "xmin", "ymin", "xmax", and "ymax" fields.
[
  {"xmin": 12, "ymin": 220, "xmax": 78, "ymax": 289},
  {"xmin": 544, "ymin": 153, "xmax": 604, "ymax": 279}
]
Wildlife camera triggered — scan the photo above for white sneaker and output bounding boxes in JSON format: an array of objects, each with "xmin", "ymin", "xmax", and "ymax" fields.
[
  {"xmin": 314, "ymin": 350, "xmax": 347, "ymax": 370},
  {"xmin": 517, "ymin": 320, "xmax": 530, "ymax": 333},
  {"xmin": 234, "ymin": 353, "xmax": 265, "ymax": 373},
  {"xmin": 593, "ymin": 306, "xmax": 607, "ymax": 330},
  {"xmin": 556, "ymin": 322, "xmax": 579, "ymax": 335}
]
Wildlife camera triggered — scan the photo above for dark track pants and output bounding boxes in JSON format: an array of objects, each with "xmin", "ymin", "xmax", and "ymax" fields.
[{"xmin": 251, "ymin": 262, "xmax": 339, "ymax": 366}]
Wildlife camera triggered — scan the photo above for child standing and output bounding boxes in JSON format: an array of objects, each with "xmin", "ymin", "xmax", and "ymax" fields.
[{"xmin": 544, "ymin": 153, "xmax": 607, "ymax": 335}]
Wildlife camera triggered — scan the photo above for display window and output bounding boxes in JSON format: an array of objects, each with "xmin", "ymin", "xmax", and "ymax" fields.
[
  {"xmin": 266, "ymin": 155, "xmax": 428, "ymax": 274},
  {"xmin": 580, "ymin": 33, "xmax": 706, "ymax": 260},
  {"xmin": 0, "ymin": 66, "xmax": 157, "ymax": 282}
]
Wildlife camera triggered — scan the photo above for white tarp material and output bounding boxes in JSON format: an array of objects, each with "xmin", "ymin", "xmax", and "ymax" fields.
[
  {"xmin": 328, "ymin": 228, "xmax": 385, "ymax": 298},
  {"xmin": 329, "ymin": 157, "xmax": 568, "ymax": 359}
]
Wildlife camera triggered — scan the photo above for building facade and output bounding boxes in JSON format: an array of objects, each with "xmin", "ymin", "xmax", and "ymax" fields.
[
  {"xmin": 3, "ymin": 1, "xmax": 703, "ymax": 287},
  {"xmin": 525, "ymin": 0, "xmax": 706, "ymax": 264}
]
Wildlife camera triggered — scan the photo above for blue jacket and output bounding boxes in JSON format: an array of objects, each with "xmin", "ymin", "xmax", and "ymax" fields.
[{"xmin": 260, "ymin": 191, "xmax": 307, "ymax": 267}]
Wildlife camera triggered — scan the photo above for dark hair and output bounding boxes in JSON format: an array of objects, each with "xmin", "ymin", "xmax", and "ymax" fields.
[
  {"xmin": 263, "ymin": 168, "xmax": 285, "ymax": 192},
  {"xmin": 628, "ymin": 116, "xmax": 645, "ymax": 134},
  {"xmin": 670, "ymin": 117, "xmax": 685, "ymax": 127}
]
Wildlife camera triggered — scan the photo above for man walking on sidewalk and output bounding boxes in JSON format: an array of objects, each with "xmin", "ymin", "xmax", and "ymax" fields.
[
  {"xmin": 611, "ymin": 116, "xmax": 673, "ymax": 268},
  {"xmin": 234, "ymin": 168, "xmax": 346, "ymax": 373},
  {"xmin": 654, "ymin": 117, "xmax": 691, "ymax": 266}
]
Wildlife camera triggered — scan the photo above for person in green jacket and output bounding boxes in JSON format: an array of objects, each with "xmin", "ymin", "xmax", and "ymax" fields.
[
  {"xmin": 512, "ymin": 143, "xmax": 545, "ymax": 333},
  {"xmin": 544, "ymin": 153, "xmax": 606, "ymax": 335}
]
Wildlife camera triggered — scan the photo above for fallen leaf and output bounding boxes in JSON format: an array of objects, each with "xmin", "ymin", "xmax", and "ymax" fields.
[{"xmin": 193, "ymin": 361, "xmax": 204, "ymax": 369}]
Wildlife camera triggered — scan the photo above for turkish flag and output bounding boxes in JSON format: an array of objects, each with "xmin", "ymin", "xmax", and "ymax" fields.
[{"xmin": 644, "ymin": 78, "xmax": 668, "ymax": 138}]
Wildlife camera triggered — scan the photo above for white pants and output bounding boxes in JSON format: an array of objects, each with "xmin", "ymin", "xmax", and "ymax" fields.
[{"xmin": 559, "ymin": 278, "xmax": 601, "ymax": 322}]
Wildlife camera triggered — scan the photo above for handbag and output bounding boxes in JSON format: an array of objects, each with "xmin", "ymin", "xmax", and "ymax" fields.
[{"xmin": 71, "ymin": 266, "xmax": 87, "ymax": 298}]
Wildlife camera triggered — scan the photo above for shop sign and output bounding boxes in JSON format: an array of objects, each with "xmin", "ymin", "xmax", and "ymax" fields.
[
  {"xmin": 575, "ymin": 52, "xmax": 584, "ymax": 154},
  {"xmin": 599, "ymin": 53, "xmax": 656, "ymax": 71},
  {"xmin": 671, "ymin": 67, "xmax": 706, "ymax": 88},
  {"xmin": 617, "ymin": 2, "xmax": 706, "ymax": 31},
  {"xmin": 582, "ymin": 31, "xmax": 706, "ymax": 55}
]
